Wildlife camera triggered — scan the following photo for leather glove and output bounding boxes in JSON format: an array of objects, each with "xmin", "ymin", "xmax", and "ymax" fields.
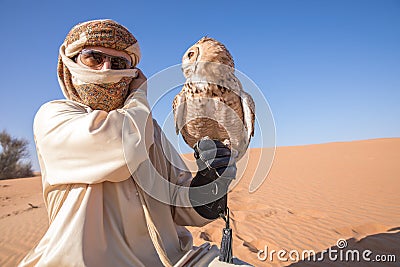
[{"xmin": 189, "ymin": 138, "xmax": 237, "ymax": 219}]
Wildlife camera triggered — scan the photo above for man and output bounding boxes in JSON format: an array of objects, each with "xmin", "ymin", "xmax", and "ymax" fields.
[{"xmin": 19, "ymin": 19, "xmax": 236, "ymax": 266}]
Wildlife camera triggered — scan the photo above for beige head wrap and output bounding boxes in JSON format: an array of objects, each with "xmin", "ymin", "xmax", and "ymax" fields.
[{"xmin": 58, "ymin": 19, "xmax": 141, "ymax": 112}]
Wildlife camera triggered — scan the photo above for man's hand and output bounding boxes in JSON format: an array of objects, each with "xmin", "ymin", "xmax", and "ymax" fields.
[
  {"xmin": 129, "ymin": 68, "xmax": 147, "ymax": 93},
  {"xmin": 193, "ymin": 138, "xmax": 236, "ymax": 182},
  {"xmin": 189, "ymin": 138, "xmax": 237, "ymax": 220}
]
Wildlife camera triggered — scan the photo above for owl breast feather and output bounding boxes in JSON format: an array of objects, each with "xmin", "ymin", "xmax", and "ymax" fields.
[{"xmin": 175, "ymin": 81, "xmax": 250, "ymax": 160}]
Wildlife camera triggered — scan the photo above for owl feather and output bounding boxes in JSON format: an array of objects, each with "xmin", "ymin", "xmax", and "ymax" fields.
[{"xmin": 173, "ymin": 37, "xmax": 255, "ymax": 160}]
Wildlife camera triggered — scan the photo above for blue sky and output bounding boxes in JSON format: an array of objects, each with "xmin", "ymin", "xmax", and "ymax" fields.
[{"xmin": 1, "ymin": 0, "xmax": 399, "ymax": 171}]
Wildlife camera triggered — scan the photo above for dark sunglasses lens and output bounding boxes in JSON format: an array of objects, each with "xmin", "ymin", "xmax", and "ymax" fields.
[
  {"xmin": 111, "ymin": 58, "xmax": 129, "ymax": 70},
  {"xmin": 80, "ymin": 50, "xmax": 105, "ymax": 67},
  {"xmin": 91, "ymin": 52, "xmax": 104, "ymax": 64}
]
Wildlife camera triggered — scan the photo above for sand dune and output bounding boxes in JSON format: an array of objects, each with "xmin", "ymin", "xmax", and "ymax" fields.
[
  {"xmin": 1, "ymin": 138, "xmax": 399, "ymax": 266},
  {"xmin": 0, "ymin": 176, "xmax": 47, "ymax": 266}
]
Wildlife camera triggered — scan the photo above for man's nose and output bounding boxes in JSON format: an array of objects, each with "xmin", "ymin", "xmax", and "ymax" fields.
[{"xmin": 101, "ymin": 57, "xmax": 112, "ymax": 70}]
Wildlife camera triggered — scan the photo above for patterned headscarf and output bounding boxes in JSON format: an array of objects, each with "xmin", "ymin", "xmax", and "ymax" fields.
[{"xmin": 58, "ymin": 19, "xmax": 141, "ymax": 112}]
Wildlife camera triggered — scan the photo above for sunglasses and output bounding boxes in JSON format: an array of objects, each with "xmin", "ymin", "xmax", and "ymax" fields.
[{"xmin": 78, "ymin": 49, "xmax": 132, "ymax": 70}]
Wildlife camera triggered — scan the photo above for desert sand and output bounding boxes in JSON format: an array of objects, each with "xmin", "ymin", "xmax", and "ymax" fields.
[{"xmin": 1, "ymin": 138, "xmax": 399, "ymax": 266}]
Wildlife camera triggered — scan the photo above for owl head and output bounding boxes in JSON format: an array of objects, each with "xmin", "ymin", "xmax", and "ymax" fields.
[{"xmin": 182, "ymin": 37, "xmax": 235, "ymax": 79}]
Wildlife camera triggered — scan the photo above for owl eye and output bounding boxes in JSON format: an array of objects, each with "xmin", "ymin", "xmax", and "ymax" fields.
[{"xmin": 187, "ymin": 51, "xmax": 194, "ymax": 59}]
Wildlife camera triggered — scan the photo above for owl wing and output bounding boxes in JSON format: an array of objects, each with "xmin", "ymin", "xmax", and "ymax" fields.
[
  {"xmin": 172, "ymin": 90, "xmax": 187, "ymax": 135},
  {"xmin": 240, "ymin": 90, "xmax": 255, "ymax": 142}
]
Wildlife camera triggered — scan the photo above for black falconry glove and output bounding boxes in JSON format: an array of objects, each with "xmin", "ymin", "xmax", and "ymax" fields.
[{"xmin": 189, "ymin": 138, "xmax": 237, "ymax": 220}]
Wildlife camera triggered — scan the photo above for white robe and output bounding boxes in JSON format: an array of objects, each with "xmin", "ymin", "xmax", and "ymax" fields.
[{"xmin": 19, "ymin": 89, "xmax": 212, "ymax": 267}]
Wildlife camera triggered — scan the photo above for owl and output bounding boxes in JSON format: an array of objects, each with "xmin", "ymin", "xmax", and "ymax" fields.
[{"xmin": 172, "ymin": 37, "xmax": 255, "ymax": 160}]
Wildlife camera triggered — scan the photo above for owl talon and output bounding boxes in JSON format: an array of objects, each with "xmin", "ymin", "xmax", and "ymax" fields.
[{"xmin": 222, "ymin": 139, "xmax": 230, "ymax": 147}]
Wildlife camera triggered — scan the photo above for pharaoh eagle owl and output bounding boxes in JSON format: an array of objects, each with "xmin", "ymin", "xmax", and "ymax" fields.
[{"xmin": 172, "ymin": 37, "xmax": 255, "ymax": 160}]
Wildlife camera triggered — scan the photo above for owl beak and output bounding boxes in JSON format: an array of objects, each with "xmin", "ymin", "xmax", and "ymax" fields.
[
  {"xmin": 182, "ymin": 61, "xmax": 198, "ymax": 78},
  {"xmin": 181, "ymin": 62, "xmax": 193, "ymax": 78}
]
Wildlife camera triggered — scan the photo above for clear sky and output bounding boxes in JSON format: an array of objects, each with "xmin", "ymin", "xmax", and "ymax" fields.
[{"xmin": 1, "ymin": 0, "xmax": 399, "ymax": 171}]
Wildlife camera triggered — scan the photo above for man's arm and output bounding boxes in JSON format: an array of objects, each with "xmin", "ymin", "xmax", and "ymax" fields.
[{"xmin": 34, "ymin": 83, "xmax": 153, "ymax": 185}]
